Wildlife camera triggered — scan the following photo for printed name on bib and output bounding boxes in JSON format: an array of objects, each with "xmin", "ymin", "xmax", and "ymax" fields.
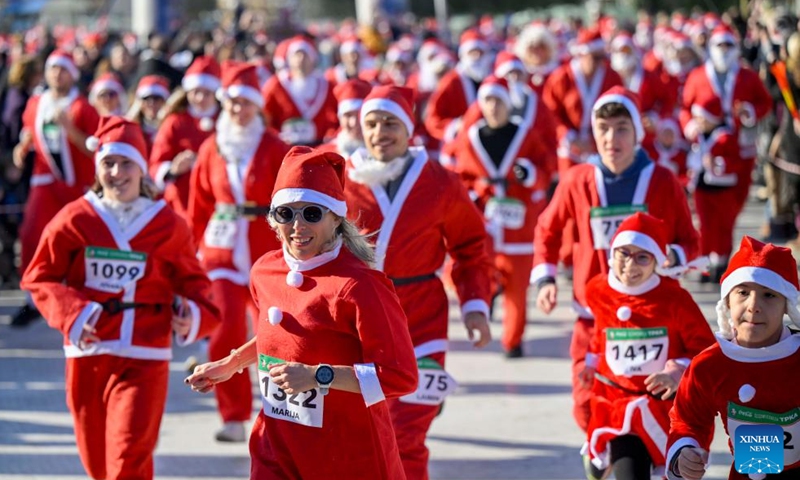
[
  {"xmin": 400, "ymin": 356, "xmax": 458, "ymax": 406},
  {"xmin": 258, "ymin": 354, "xmax": 324, "ymax": 428},
  {"xmin": 84, "ymin": 247, "xmax": 147, "ymax": 294},
  {"xmin": 204, "ymin": 207, "xmax": 238, "ymax": 250},
  {"xmin": 728, "ymin": 402, "xmax": 800, "ymax": 467},
  {"xmin": 589, "ymin": 204, "xmax": 648, "ymax": 250},
  {"xmin": 605, "ymin": 327, "xmax": 668, "ymax": 377},
  {"xmin": 485, "ymin": 197, "xmax": 526, "ymax": 230}
]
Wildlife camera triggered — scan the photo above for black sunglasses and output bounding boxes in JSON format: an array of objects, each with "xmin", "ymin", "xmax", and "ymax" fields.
[{"xmin": 270, "ymin": 205, "xmax": 330, "ymax": 224}]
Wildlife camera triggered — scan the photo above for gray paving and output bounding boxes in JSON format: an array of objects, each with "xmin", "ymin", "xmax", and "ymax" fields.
[{"xmin": 0, "ymin": 194, "xmax": 769, "ymax": 479}]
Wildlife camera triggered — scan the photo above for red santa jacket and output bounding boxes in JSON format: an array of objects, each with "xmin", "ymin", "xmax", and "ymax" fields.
[
  {"xmin": 626, "ymin": 66, "xmax": 677, "ymax": 126},
  {"xmin": 680, "ymin": 62, "xmax": 772, "ymax": 159},
  {"xmin": 149, "ymin": 110, "xmax": 216, "ymax": 219},
  {"xmin": 531, "ymin": 158, "xmax": 700, "ymax": 318},
  {"xmin": 424, "ymin": 68, "xmax": 479, "ymax": 142},
  {"xmin": 584, "ymin": 273, "xmax": 715, "ymax": 470},
  {"xmin": 667, "ymin": 330, "xmax": 800, "ymax": 479},
  {"xmin": 542, "ymin": 60, "xmax": 623, "ymax": 164},
  {"xmin": 261, "ymin": 72, "xmax": 339, "ymax": 145},
  {"xmin": 344, "ymin": 147, "xmax": 492, "ymax": 355},
  {"xmin": 22, "ymin": 88, "xmax": 99, "ymax": 193},
  {"xmin": 249, "ymin": 245, "xmax": 416, "ymax": 479},
  {"xmin": 687, "ymin": 125, "xmax": 750, "ymax": 189},
  {"xmin": 188, "ymin": 129, "xmax": 290, "ymax": 285},
  {"xmin": 444, "ymin": 96, "xmax": 557, "ymax": 254},
  {"xmin": 21, "ymin": 192, "xmax": 219, "ymax": 360},
  {"xmin": 527, "ymin": 60, "xmax": 561, "ymax": 97},
  {"xmin": 644, "ymin": 140, "xmax": 690, "ymax": 188}
]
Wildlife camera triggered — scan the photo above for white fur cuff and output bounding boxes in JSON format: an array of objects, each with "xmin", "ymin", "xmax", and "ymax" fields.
[{"xmin": 354, "ymin": 363, "xmax": 385, "ymax": 407}]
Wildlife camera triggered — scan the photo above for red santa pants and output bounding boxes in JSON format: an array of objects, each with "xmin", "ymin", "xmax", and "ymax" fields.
[
  {"xmin": 694, "ymin": 182, "xmax": 750, "ymax": 258},
  {"xmin": 387, "ymin": 351, "xmax": 445, "ymax": 480},
  {"xmin": 209, "ymin": 279, "xmax": 256, "ymax": 422},
  {"xmin": 66, "ymin": 356, "xmax": 168, "ymax": 480},
  {"xmin": 19, "ymin": 183, "xmax": 76, "ymax": 273},
  {"xmin": 571, "ymin": 317, "xmax": 595, "ymax": 432},
  {"xmin": 495, "ymin": 253, "xmax": 534, "ymax": 351}
]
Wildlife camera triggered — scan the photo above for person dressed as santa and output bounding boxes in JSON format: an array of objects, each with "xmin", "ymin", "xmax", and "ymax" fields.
[
  {"xmin": 443, "ymin": 76, "xmax": 556, "ymax": 357},
  {"xmin": 188, "ymin": 62, "xmax": 290, "ymax": 443},
  {"xmin": 514, "ymin": 22, "xmax": 561, "ymax": 97},
  {"xmin": 325, "ymin": 37, "xmax": 370, "ymax": 86},
  {"xmin": 532, "ymin": 87, "xmax": 700, "ymax": 433},
  {"xmin": 644, "ymin": 118, "xmax": 690, "ymax": 188},
  {"xmin": 149, "ymin": 55, "xmax": 221, "ymax": 221},
  {"xmin": 580, "ymin": 212, "xmax": 714, "ymax": 480},
  {"xmin": 492, "ymin": 51, "xmax": 542, "ymax": 123},
  {"xmin": 186, "ymin": 146, "xmax": 418, "ymax": 479},
  {"xmin": 345, "ymin": 85, "xmax": 493, "ymax": 480},
  {"xmin": 88, "ymin": 73, "xmax": 128, "ymax": 117},
  {"xmin": 321, "ymin": 78, "xmax": 371, "ymax": 158},
  {"xmin": 126, "ymin": 75, "xmax": 170, "ymax": 155},
  {"xmin": 11, "ymin": 49, "xmax": 100, "ymax": 328},
  {"xmin": 262, "ymin": 35, "xmax": 338, "ymax": 146},
  {"xmin": 21, "ymin": 116, "xmax": 220, "ymax": 480},
  {"xmin": 667, "ymin": 236, "xmax": 800, "ymax": 480}
]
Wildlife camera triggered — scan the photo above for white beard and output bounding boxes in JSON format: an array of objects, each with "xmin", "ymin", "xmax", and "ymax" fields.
[
  {"xmin": 188, "ymin": 103, "xmax": 219, "ymax": 119},
  {"xmin": 459, "ymin": 55, "xmax": 491, "ymax": 81},
  {"xmin": 216, "ymin": 111, "xmax": 265, "ymax": 165},
  {"xmin": 348, "ymin": 153, "xmax": 409, "ymax": 187},
  {"xmin": 335, "ymin": 132, "xmax": 364, "ymax": 158},
  {"xmin": 709, "ymin": 46, "xmax": 739, "ymax": 73}
]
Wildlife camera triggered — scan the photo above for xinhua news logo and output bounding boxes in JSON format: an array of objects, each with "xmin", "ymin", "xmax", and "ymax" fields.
[{"xmin": 734, "ymin": 424, "xmax": 784, "ymax": 475}]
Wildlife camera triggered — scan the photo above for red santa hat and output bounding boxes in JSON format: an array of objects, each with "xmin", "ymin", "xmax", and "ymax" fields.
[
  {"xmin": 386, "ymin": 44, "xmax": 413, "ymax": 64},
  {"xmin": 339, "ymin": 36, "xmax": 363, "ymax": 56},
  {"xmin": 273, "ymin": 38, "xmax": 291, "ymax": 71},
  {"xmin": 359, "ymin": 85, "xmax": 415, "ymax": 136},
  {"xmin": 458, "ymin": 30, "xmax": 488, "ymax": 59},
  {"xmin": 89, "ymin": 73, "xmax": 127, "ymax": 105},
  {"xmin": 493, "ymin": 51, "xmax": 526, "ymax": 78},
  {"xmin": 592, "ymin": 86, "xmax": 645, "ymax": 143},
  {"xmin": 45, "ymin": 49, "xmax": 79, "ymax": 81},
  {"xmin": 135, "ymin": 75, "xmax": 171, "ymax": 100},
  {"xmin": 477, "ymin": 76, "xmax": 512, "ymax": 110},
  {"xmin": 709, "ymin": 24, "xmax": 737, "ymax": 47},
  {"xmin": 716, "ymin": 236, "xmax": 800, "ymax": 338},
  {"xmin": 286, "ymin": 35, "xmax": 318, "ymax": 64},
  {"xmin": 182, "ymin": 55, "xmax": 222, "ymax": 93},
  {"xmin": 417, "ymin": 38, "xmax": 444, "ymax": 64},
  {"xmin": 334, "ymin": 79, "xmax": 372, "ymax": 117},
  {"xmin": 570, "ymin": 28, "xmax": 606, "ymax": 56},
  {"xmin": 691, "ymin": 95, "xmax": 723, "ymax": 125},
  {"xmin": 610, "ymin": 212, "xmax": 671, "ymax": 274},
  {"xmin": 216, "ymin": 61, "xmax": 264, "ymax": 108},
  {"xmin": 610, "ymin": 32, "xmax": 636, "ymax": 52},
  {"xmin": 85, "ymin": 116, "xmax": 148, "ymax": 174},
  {"xmin": 670, "ymin": 31, "xmax": 693, "ymax": 50},
  {"xmin": 271, "ymin": 146, "xmax": 348, "ymax": 218}
]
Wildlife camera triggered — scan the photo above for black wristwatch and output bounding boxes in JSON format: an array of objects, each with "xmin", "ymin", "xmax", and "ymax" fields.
[{"xmin": 315, "ymin": 364, "xmax": 334, "ymax": 395}]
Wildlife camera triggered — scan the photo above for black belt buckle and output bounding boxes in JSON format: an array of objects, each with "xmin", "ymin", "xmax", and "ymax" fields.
[{"xmin": 102, "ymin": 298, "xmax": 123, "ymax": 315}]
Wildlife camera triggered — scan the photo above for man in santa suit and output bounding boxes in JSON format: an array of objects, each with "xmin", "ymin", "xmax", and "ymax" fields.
[
  {"xmin": 11, "ymin": 49, "xmax": 100, "ymax": 327},
  {"xmin": 532, "ymin": 87, "xmax": 700, "ymax": 432},
  {"xmin": 667, "ymin": 237, "xmax": 800, "ymax": 480},
  {"xmin": 319, "ymin": 78, "xmax": 371, "ymax": 158},
  {"xmin": 644, "ymin": 118, "xmax": 690, "ymax": 188},
  {"xmin": 261, "ymin": 35, "xmax": 338, "ymax": 146},
  {"xmin": 514, "ymin": 22, "xmax": 561, "ymax": 97},
  {"xmin": 345, "ymin": 85, "xmax": 493, "ymax": 480},
  {"xmin": 543, "ymin": 28, "xmax": 623, "ymax": 175},
  {"xmin": 324, "ymin": 37, "xmax": 370, "ymax": 86},
  {"xmin": 189, "ymin": 62, "xmax": 291, "ymax": 442},
  {"xmin": 424, "ymin": 29, "xmax": 493, "ymax": 142},
  {"xmin": 680, "ymin": 24, "xmax": 773, "ymax": 162},
  {"xmin": 443, "ymin": 76, "xmax": 556, "ymax": 358},
  {"xmin": 492, "ymin": 51, "xmax": 542, "ymax": 122}
]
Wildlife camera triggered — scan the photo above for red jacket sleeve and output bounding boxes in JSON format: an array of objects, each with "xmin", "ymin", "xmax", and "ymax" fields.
[
  {"xmin": 188, "ymin": 137, "xmax": 217, "ymax": 243},
  {"xmin": 667, "ymin": 355, "xmax": 717, "ymax": 468},
  {"xmin": 424, "ymin": 73, "xmax": 465, "ymax": 141},
  {"xmin": 532, "ymin": 169, "xmax": 577, "ymax": 277},
  {"xmin": 149, "ymin": 114, "xmax": 181, "ymax": 177},
  {"xmin": 542, "ymin": 70, "xmax": 572, "ymax": 143}
]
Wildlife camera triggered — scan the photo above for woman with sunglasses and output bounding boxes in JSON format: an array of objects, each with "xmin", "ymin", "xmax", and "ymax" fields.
[
  {"xmin": 126, "ymin": 75, "xmax": 170, "ymax": 155},
  {"xmin": 21, "ymin": 116, "xmax": 220, "ymax": 480},
  {"xmin": 186, "ymin": 146, "xmax": 417, "ymax": 479},
  {"xmin": 188, "ymin": 61, "xmax": 290, "ymax": 443},
  {"xmin": 579, "ymin": 212, "xmax": 714, "ymax": 480}
]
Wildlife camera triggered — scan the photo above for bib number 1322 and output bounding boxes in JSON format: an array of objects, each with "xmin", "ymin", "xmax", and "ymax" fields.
[{"xmin": 258, "ymin": 354, "xmax": 324, "ymax": 428}]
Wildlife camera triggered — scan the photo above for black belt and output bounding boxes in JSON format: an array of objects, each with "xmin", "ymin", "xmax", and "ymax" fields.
[
  {"xmin": 101, "ymin": 299, "xmax": 166, "ymax": 315},
  {"xmin": 593, "ymin": 372, "xmax": 674, "ymax": 401},
  {"xmin": 389, "ymin": 273, "xmax": 437, "ymax": 287},
  {"xmin": 235, "ymin": 204, "xmax": 271, "ymax": 218}
]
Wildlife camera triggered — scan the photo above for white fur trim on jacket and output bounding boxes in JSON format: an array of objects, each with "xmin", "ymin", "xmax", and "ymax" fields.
[
  {"xmin": 354, "ymin": 362, "xmax": 386, "ymax": 407},
  {"xmin": 68, "ymin": 302, "xmax": 104, "ymax": 348},
  {"xmin": 174, "ymin": 299, "xmax": 201, "ymax": 347},
  {"xmin": 461, "ymin": 299, "xmax": 490, "ymax": 319},
  {"xmin": 530, "ymin": 263, "xmax": 558, "ymax": 284},
  {"xmin": 665, "ymin": 437, "xmax": 703, "ymax": 480}
]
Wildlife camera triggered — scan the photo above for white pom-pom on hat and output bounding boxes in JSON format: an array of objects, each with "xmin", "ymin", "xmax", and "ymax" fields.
[
  {"xmin": 738, "ymin": 384, "xmax": 756, "ymax": 403},
  {"xmin": 617, "ymin": 306, "xmax": 632, "ymax": 321},
  {"xmin": 199, "ymin": 116, "xmax": 215, "ymax": 132},
  {"xmin": 85, "ymin": 136, "xmax": 99, "ymax": 152},
  {"xmin": 286, "ymin": 270, "xmax": 303, "ymax": 288},
  {"xmin": 267, "ymin": 306, "xmax": 283, "ymax": 326}
]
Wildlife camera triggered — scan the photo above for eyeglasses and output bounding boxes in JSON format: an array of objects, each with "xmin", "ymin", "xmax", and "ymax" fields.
[
  {"xmin": 613, "ymin": 248, "xmax": 655, "ymax": 266},
  {"xmin": 270, "ymin": 205, "xmax": 330, "ymax": 224}
]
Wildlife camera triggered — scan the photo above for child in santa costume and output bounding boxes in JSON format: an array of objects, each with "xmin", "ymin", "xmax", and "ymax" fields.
[
  {"xmin": 21, "ymin": 116, "xmax": 220, "ymax": 480},
  {"xmin": 188, "ymin": 61, "xmax": 290, "ymax": 443},
  {"xmin": 149, "ymin": 55, "xmax": 221, "ymax": 221},
  {"xmin": 126, "ymin": 75, "xmax": 170, "ymax": 155},
  {"xmin": 580, "ymin": 212, "xmax": 714, "ymax": 480},
  {"xmin": 667, "ymin": 236, "xmax": 800, "ymax": 480},
  {"xmin": 186, "ymin": 146, "xmax": 417, "ymax": 479}
]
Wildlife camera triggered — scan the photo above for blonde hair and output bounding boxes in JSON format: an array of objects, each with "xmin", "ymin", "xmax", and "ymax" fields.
[
  {"xmin": 268, "ymin": 213, "xmax": 376, "ymax": 267},
  {"xmin": 787, "ymin": 32, "xmax": 800, "ymax": 86},
  {"xmin": 8, "ymin": 55, "xmax": 41, "ymax": 89}
]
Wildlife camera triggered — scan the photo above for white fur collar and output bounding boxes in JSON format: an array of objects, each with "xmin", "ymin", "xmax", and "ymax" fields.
[
  {"xmin": 98, "ymin": 196, "xmax": 156, "ymax": 232},
  {"xmin": 717, "ymin": 327, "xmax": 800, "ymax": 363},
  {"xmin": 347, "ymin": 151, "xmax": 410, "ymax": 187},
  {"xmin": 607, "ymin": 271, "xmax": 661, "ymax": 296},
  {"xmin": 283, "ymin": 238, "xmax": 343, "ymax": 272}
]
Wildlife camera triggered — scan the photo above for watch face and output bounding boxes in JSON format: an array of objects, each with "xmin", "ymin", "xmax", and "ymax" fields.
[{"xmin": 316, "ymin": 366, "xmax": 334, "ymax": 385}]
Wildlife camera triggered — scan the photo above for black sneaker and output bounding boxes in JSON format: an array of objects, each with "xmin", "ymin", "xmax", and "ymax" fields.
[
  {"xmin": 505, "ymin": 345, "xmax": 524, "ymax": 359},
  {"xmin": 9, "ymin": 305, "xmax": 42, "ymax": 328}
]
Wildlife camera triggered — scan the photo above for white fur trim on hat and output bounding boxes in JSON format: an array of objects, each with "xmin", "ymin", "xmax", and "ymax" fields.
[
  {"xmin": 593, "ymin": 93, "xmax": 644, "ymax": 143},
  {"xmin": 137, "ymin": 83, "xmax": 170, "ymax": 100},
  {"xmin": 360, "ymin": 98, "xmax": 415, "ymax": 136},
  {"xmin": 338, "ymin": 98, "xmax": 363, "ymax": 117},
  {"xmin": 95, "ymin": 142, "xmax": 148, "ymax": 173},
  {"xmin": 46, "ymin": 56, "xmax": 79, "ymax": 81},
  {"xmin": 340, "ymin": 40, "xmax": 362, "ymax": 55},
  {"xmin": 610, "ymin": 231, "xmax": 667, "ymax": 266},
  {"xmin": 271, "ymin": 187, "xmax": 347, "ymax": 217},
  {"xmin": 710, "ymin": 31, "xmax": 736, "ymax": 47},
  {"xmin": 288, "ymin": 39, "xmax": 318, "ymax": 63},
  {"xmin": 182, "ymin": 73, "xmax": 221, "ymax": 93},
  {"xmin": 478, "ymin": 83, "xmax": 512, "ymax": 110},
  {"xmin": 495, "ymin": 58, "xmax": 526, "ymax": 78},
  {"xmin": 90, "ymin": 79, "xmax": 127, "ymax": 105},
  {"xmin": 459, "ymin": 39, "xmax": 488, "ymax": 59},
  {"xmin": 217, "ymin": 84, "xmax": 264, "ymax": 108},
  {"xmin": 570, "ymin": 39, "xmax": 606, "ymax": 56},
  {"xmin": 720, "ymin": 266, "xmax": 799, "ymax": 306}
]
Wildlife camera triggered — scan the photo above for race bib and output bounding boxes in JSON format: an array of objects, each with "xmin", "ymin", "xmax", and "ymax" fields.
[
  {"xmin": 589, "ymin": 204, "xmax": 648, "ymax": 250},
  {"xmin": 84, "ymin": 247, "xmax": 147, "ymax": 294},
  {"xmin": 258, "ymin": 354, "xmax": 324, "ymax": 428},
  {"xmin": 485, "ymin": 197, "xmax": 526, "ymax": 230},
  {"xmin": 43, "ymin": 122, "xmax": 62, "ymax": 153},
  {"xmin": 400, "ymin": 357, "xmax": 458, "ymax": 406},
  {"xmin": 280, "ymin": 118, "xmax": 317, "ymax": 145},
  {"xmin": 605, "ymin": 327, "xmax": 668, "ymax": 377},
  {"xmin": 203, "ymin": 209, "xmax": 237, "ymax": 250},
  {"xmin": 727, "ymin": 402, "xmax": 800, "ymax": 467}
]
